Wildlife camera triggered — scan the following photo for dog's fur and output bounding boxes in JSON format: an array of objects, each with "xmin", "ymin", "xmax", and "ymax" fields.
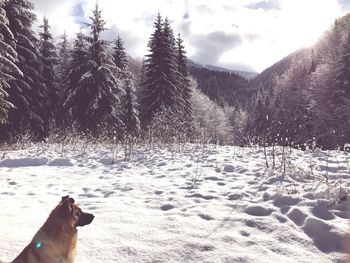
[{"xmin": 11, "ymin": 196, "xmax": 94, "ymax": 263}]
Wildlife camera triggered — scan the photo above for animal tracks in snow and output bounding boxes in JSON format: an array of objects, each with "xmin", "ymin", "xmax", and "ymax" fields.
[{"xmin": 0, "ymin": 144, "xmax": 349, "ymax": 263}]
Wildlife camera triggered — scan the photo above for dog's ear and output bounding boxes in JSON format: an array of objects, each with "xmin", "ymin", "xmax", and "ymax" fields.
[
  {"xmin": 61, "ymin": 198, "xmax": 73, "ymax": 216},
  {"xmin": 61, "ymin": 195, "xmax": 70, "ymax": 203},
  {"xmin": 61, "ymin": 195, "xmax": 75, "ymax": 204}
]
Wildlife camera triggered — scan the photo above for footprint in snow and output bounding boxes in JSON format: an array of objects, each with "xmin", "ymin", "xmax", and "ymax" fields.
[
  {"xmin": 311, "ymin": 203, "xmax": 334, "ymax": 220},
  {"xmin": 160, "ymin": 204, "xmax": 175, "ymax": 211},
  {"xmin": 245, "ymin": 205, "xmax": 274, "ymax": 216},
  {"xmin": 187, "ymin": 193, "xmax": 217, "ymax": 200},
  {"xmin": 287, "ymin": 208, "xmax": 307, "ymax": 226},
  {"xmin": 204, "ymin": 176, "xmax": 223, "ymax": 181},
  {"xmin": 198, "ymin": 213, "xmax": 214, "ymax": 221},
  {"xmin": 223, "ymin": 165, "xmax": 234, "ymax": 172},
  {"xmin": 157, "ymin": 161, "xmax": 167, "ymax": 167}
]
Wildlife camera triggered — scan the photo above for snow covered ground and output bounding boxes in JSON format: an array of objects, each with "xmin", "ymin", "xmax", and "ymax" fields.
[{"xmin": 0, "ymin": 142, "xmax": 349, "ymax": 262}]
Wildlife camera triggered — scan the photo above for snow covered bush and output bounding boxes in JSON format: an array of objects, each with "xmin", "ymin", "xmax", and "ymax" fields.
[
  {"xmin": 147, "ymin": 105, "xmax": 191, "ymax": 147},
  {"xmin": 190, "ymin": 78, "xmax": 232, "ymax": 144}
]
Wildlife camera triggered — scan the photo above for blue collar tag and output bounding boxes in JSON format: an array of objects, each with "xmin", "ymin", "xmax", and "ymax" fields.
[{"xmin": 35, "ymin": 242, "xmax": 42, "ymax": 249}]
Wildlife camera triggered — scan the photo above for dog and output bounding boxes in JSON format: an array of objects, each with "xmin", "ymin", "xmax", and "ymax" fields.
[{"xmin": 11, "ymin": 196, "xmax": 94, "ymax": 263}]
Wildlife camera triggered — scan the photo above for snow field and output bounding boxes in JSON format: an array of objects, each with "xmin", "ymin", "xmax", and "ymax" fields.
[{"xmin": 0, "ymin": 143, "xmax": 349, "ymax": 262}]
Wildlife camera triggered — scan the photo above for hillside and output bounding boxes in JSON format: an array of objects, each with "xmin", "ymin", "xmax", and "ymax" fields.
[
  {"xmin": 189, "ymin": 62, "xmax": 250, "ymax": 106},
  {"xmin": 245, "ymin": 13, "xmax": 350, "ymax": 149}
]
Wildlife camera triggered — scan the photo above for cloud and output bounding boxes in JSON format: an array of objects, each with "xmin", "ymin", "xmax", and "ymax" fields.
[
  {"xmin": 190, "ymin": 31, "xmax": 242, "ymax": 66},
  {"xmin": 30, "ymin": 0, "xmax": 344, "ymax": 72},
  {"xmin": 72, "ymin": 2, "xmax": 85, "ymax": 25},
  {"xmin": 102, "ymin": 25, "xmax": 146, "ymax": 58},
  {"xmin": 246, "ymin": 0, "xmax": 282, "ymax": 11},
  {"xmin": 338, "ymin": 0, "xmax": 350, "ymax": 11}
]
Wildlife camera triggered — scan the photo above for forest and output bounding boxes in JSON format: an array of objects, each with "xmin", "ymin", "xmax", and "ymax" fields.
[{"xmin": 1, "ymin": 0, "xmax": 350, "ymax": 149}]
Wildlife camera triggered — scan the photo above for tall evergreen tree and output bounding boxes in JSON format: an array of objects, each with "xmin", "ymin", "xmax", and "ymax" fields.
[
  {"xmin": 122, "ymin": 73, "xmax": 140, "ymax": 135},
  {"xmin": 112, "ymin": 35, "xmax": 140, "ymax": 135},
  {"xmin": 0, "ymin": 3, "xmax": 22, "ymax": 123},
  {"xmin": 2, "ymin": 0, "xmax": 47, "ymax": 139},
  {"xmin": 113, "ymin": 35, "xmax": 128, "ymax": 72},
  {"xmin": 62, "ymin": 32, "xmax": 89, "ymax": 129},
  {"xmin": 64, "ymin": 4, "xmax": 123, "ymax": 134},
  {"xmin": 333, "ymin": 32, "xmax": 350, "ymax": 144},
  {"xmin": 335, "ymin": 33, "xmax": 350, "ymax": 98},
  {"xmin": 140, "ymin": 14, "xmax": 183, "ymax": 124},
  {"xmin": 39, "ymin": 17, "xmax": 58, "ymax": 129},
  {"xmin": 57, "ymin": 31, "xmax": 71, "ymax": 91},
  {"xmin": 176, "ymin": 33, "xmax": 192, "ymax": 116},
  {"xmin": 206, "ymin": 76, "xmax": 220, "ymax": 103}
]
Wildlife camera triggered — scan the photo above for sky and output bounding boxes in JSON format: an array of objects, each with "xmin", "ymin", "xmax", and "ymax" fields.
[{"xmin": 32, "ymin": 0, "xmax": 350, "ymax": 73}]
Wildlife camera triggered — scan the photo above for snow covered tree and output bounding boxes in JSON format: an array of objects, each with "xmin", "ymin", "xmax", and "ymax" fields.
[
  {"xmin": 335, "ymin": 33, "xmax": 350, "ymax": 98},
  {"xmin": 63, "ymin": 4, "xmax": 123, "ymax": 135},
  {"xmin": 190, "ymin": 78, "xmax": 232, "ymax": 143},
  {"xmin": 122, "ymin": 73, "xmax": 140, "ymax": 135},
  {"xmin": 176, "ymin": 33, "xmax": 192, "ymax": 116},
  {"xmin": 2, "ymin": 0, "xmax": 47, "ymax": 139},
  {"xmin": 0, "ymin": 3, "xmax": 21, "ymax": 124},
  {"xmin": 39, "ymin": 17, "xmax": 58, "ymax": 128},
  {"xmin": 140, "ymin": 14, "xmax": 183, "ymax": 124},
  {"xmin": 61, "ymin": 32, "xmax": 89, "ymax": 128},
  {"xmin": 333, "ymin": 32, "xmax": 350, "ymax": 144},
  {"xmin": 113, "ymin": 35, "xmax": 128, "ymax": 73},
  {"xmin": 111, "ymin": 35, "xmax": 140, "ymax": 135},
  {"xmin": 57, "ymin": 32, "xmax": 71, "ymax": 91}
]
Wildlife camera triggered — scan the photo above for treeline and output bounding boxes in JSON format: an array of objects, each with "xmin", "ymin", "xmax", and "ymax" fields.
[
  {"xmin": 0, "ymin": 1, "xmax": 200, "ymax": 142},
  {"xmin": 245, "ymin": 14, "xmax": 350, "ymax": 149},
  {"xmin": 189, "ymin": 66, "xmax": 250, "ymax": 107}
]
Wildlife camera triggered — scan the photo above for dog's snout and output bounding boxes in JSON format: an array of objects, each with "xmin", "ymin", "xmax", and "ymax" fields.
[{"xmin": 77, "ymin": 212, "xmax": 94, "ymax": 227}]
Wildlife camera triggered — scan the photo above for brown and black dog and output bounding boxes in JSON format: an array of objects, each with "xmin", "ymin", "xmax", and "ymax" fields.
[{"xmin": 11, "ymin": 196, "xmax": 94, "ymax": 263}]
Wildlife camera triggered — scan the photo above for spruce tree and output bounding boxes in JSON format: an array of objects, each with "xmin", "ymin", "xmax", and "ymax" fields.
[
  {"xmin": 113, "ymin": 35, "xmax": 128, "ymax": 72},
  {"xmin": 64, "ymin": 4, "xmax": 123, "ymax": 135},
  {"xmin": 206, "ymin": 76, "xmax": 220, "ymax": 103},
  {"xmin": 112, "ymin": 35, "xmax": 140, "ymax": 135},
  {"xmin": 62, "ymin": 32, "xmax": 89, "ymax": 129},
  {"xmin": 39, "ymin": 17, "xmax": 58, "ymax": 129},
  {"xmin": 176, "ymin": 33, "xmax": 192, "ymax": 116},
  {"xmin": 2, "ymin": 0, "xmax": 47, "ymax": 139},
  {"xmin": 57, "ymin": 31, "xmax": 71, "ymax": 92},
  {"xmin": 0, "ymin": 3, "xmax": 21, "ymax": 123},
  {"xmin": 335, "ymin": 33, "xmax": 350, "ymax": 98},
  {"xmin": 334, "ymin": 33, "xmax": 350, "ymax": 144},
  {"xmin": 140, "ymin": 14, "xmax": 183, "ymax": 124},
  {"xmin": 122, "ymin": 73, "xmax": 140, "ymax": 135}
]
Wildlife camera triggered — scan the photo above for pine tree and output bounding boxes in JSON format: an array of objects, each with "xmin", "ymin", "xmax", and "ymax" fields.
[
  {"xmin": 57, "ymin": 31, "xmax": 71, "ymax": 91},
  {"xmin": 122, "ymin": 73, "xmax": 140, "ymax": 135},
  {"xmin": 62, "ymin": 32, "xmax": 89, "ymax": 129},
  {"xmin": 112, "ymin": 35, "xmax": 140, "ymax": 135},
  {"xmin": 176, "ymin": 33, "xmax": 192, "ymax": 116},
  {"xmin": 0, "ymin": 3, "xmax": 22, "ymax": 124},
  {"xmin": 64, "ymin": 4, "xmax": 123, "ymax": 135},
  {"xmin": 335, "ymin": 33, "xmax": 350, "ymax": 98},
  {"xmin": 2, "ymin": 0, "xmax": 47, "ymax": 139},
  {"xmin": 333, "ymin": 33, "xmax": 350, "ymax": 144},
  {"xmin": 39, "ymin": 17, "xmax": 58, "ymax": 129},
  {"xmin": 140, "ymin": 14, "xmax": 183, "ymax": 124},
  {"xmin": 113, "ymin": 35, "xmax": 128, "ymax": 72},
  {"xmin": 206, "ymin": 76, "xmax": 220, "ymax": 103}
]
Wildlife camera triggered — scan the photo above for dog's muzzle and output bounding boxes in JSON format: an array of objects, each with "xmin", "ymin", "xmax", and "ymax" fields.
[{"xmin": 77, "ymin": 212, "xmax": 94, "ymax": 227}]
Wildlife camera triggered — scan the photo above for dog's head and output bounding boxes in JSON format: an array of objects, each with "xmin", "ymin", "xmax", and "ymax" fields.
[{"xmin": 51, "ymin": 196, "xmax": 94, "ymax": 228}]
